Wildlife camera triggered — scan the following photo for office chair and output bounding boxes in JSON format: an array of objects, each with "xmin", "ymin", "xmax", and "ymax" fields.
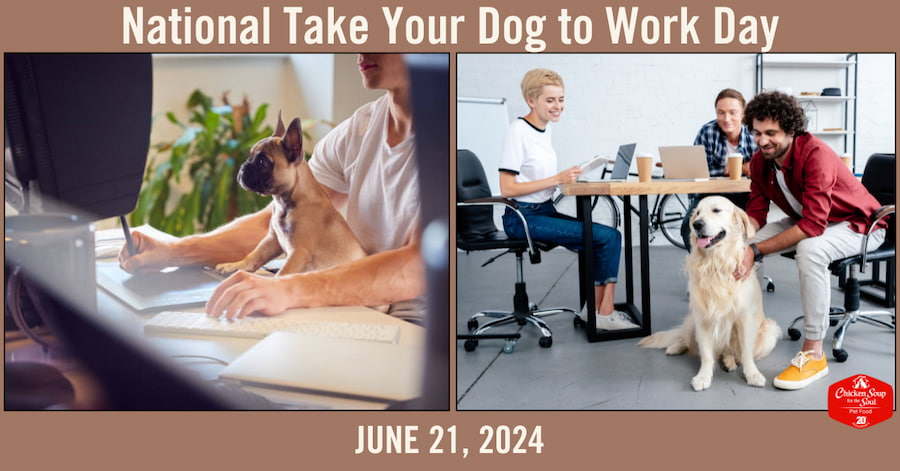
[
  {"xmin": 785, "ymin": 153, "xmax": 896, "ymax": 362},
  {"xmin": 456, "ymin": 149, "xmax": 578, "ymax": 353}
]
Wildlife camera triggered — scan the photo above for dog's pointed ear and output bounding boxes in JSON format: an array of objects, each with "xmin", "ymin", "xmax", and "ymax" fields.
[
  {"xmin": 281, "ymin": 117, "xmax": 304, "ymax": 164},
  {"xmin": 273, "ymin": 110, "xmax": 286, "ymax": 138},
  {"xmin": 735, "ymin": 207, "xmax": 756, "ymax": 241}
]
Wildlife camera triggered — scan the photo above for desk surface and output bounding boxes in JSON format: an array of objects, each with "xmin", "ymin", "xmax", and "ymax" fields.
[
  {"xmin": 562, "ymin": 177, "xmax": 750, "ymax": 196},
  {"xmin": 88, "ymin": 228, "xmax": 426, "ymax": 409}
]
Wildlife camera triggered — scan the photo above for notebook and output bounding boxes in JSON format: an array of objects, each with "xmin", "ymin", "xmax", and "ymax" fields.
[
  {"xmin": 657, "ymin": 145, "xmax": 710, "ymax": 181},
  {"xmin": 218, "ymin": 331, "xmax": 424, "ymax": 402},
  {"xmin": 577, "ymin": 143, "xmax": 636, "ymax": 181}
]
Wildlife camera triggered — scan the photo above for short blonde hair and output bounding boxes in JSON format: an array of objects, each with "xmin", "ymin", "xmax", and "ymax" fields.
[{"xmin": 520, "ymin": 68, "xmax": 564, "ymax": 102}]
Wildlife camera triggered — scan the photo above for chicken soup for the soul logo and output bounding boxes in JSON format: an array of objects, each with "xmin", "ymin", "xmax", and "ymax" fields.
[{"xmin": 828, "ymin": 375, "xmax": 894, "ymax": 429}]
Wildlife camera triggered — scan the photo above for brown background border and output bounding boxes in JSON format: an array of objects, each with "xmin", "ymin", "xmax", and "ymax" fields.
[{"xmin": 2, "ymin": 0, "xmax": 896, "ymax": 468}]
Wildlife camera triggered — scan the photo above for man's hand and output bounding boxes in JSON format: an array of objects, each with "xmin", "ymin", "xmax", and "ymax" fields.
[
  {"xmin": 205, "ymin": 270, "xmax": 298, "ymax": 319},
  {"xmin": 118, "ymin": 231, "xmax": 177, "ymax": 274},
  {"xmin": 734, "ymin": 245, "xmax": 756, "ymax": 281}
]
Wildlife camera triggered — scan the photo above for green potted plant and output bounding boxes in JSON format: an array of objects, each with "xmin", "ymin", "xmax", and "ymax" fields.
[{"xmin": 130, "ymin": 90, "xmax": 324, "ymax": 237}]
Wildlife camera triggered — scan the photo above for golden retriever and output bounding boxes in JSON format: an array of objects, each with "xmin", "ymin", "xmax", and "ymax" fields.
[{"xmin": 638, "ymin": 196, "xmax": 780, "ymax": 391}]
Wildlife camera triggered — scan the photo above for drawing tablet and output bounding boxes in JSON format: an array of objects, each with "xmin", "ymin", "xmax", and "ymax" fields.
[{"xmin": 96, "ymin": 262, "xmax": 224, "ymax": 312}]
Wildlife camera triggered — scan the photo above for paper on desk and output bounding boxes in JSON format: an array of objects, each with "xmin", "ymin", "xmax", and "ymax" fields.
[{"xmin": 579, "ymin": 155, "xmax": 611, "ymax": 175}]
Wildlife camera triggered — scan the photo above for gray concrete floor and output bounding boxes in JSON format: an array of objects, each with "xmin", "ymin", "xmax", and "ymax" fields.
[{"xmin": 456, "ymin": 245, "xmax": 896, "ymax": 410}]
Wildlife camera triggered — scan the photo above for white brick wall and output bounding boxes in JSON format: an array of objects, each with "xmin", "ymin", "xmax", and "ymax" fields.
[
  {"xmin": 458, "ymin": 53, "xmax": 894, "ymax": 174},
  {"xmin": 856, "ymin": 54, "xmax": 896, "ymax": 163}
]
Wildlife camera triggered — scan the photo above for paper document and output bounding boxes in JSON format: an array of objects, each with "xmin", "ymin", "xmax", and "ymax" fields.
[{"xmin": 579, "ymin": 155, "xmax": 611, "ymax": 175}]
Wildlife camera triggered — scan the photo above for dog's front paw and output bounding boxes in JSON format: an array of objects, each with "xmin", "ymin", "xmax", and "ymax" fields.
[
  {"xmin": 691, "ymin": 374, "xmax": 712, "ymax": 391},
  {"xmin": 744, "ymin": 370, "xmax": 766, "ymax": 388},
  {"xmin": 215, "ymin": 262, "xmax": 248, "ymax": 275}
]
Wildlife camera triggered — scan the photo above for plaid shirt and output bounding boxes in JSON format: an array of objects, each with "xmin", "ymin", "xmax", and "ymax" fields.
[{"xmin": 693, "ymin": 119, "xmax": 757, "ymax": 177}]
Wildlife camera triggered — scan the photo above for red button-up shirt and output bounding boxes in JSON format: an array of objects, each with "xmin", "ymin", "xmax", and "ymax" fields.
[{"xmin": 745, "ymin": 133, "xmax": 885, "ymax": 236}]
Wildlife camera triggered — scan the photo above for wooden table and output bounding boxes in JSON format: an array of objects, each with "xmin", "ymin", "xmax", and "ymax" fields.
[{"xmin": 561, "ymin": 177, "xmax": 751, "ymax": 342}]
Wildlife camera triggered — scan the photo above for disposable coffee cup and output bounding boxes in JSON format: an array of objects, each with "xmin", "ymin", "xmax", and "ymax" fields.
[
  {"xmin": 636, "ymin": 153, "xmax": 654, "ymax": 183},
  {"xmin": 727, "ymin": 153, "xmax": 743, "ymax": 180},
  {"xmin": 840, "ymin": 154, "xmax": 852, "ymax": 170}
]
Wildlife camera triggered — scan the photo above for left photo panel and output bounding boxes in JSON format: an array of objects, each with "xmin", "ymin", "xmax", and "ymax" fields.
[{"xmin": 4, "ymin": 53, "xmax": 450, "ymax": 410}]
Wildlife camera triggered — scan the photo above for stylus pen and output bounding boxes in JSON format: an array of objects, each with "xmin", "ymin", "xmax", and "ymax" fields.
[{"xmin": 120, "ymin": 215, "xmax": 136, "ymax": 256}]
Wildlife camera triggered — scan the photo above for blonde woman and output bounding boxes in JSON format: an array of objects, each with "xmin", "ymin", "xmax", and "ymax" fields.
[{"xmin": 498, "ymin": 68, "xmax": 635, "ymax": 330}]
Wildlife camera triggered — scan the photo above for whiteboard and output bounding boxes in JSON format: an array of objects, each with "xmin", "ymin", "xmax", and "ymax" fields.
[{"xmin": 457, "ymin": 97, "xmax": 510, "ymax": 196}]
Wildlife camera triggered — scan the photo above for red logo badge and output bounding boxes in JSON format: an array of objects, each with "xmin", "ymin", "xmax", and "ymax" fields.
[{"xmin": 828, "ymin": 375, "xmax": 894, "ymax": 429}]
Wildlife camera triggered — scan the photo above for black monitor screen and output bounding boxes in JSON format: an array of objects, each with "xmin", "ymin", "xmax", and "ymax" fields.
[{"xmin": 4, "ymin": 53, "xmax": 152, "ymax": 219}]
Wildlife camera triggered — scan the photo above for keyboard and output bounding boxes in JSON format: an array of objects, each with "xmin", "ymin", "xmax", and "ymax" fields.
[{"xmin": 144, "ymin": 311, "xmax": 402, "ymax": 344}]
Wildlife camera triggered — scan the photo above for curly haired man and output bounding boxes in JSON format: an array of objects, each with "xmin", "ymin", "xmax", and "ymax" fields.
[{"xmin": 734, "ymin": 91, "xmax": 887, "ymax": 390}]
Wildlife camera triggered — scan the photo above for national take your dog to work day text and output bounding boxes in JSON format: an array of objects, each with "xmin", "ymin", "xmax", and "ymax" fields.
[{"xmin": 122, "ymin": 6, "xmax": 780, "ymax": 53}]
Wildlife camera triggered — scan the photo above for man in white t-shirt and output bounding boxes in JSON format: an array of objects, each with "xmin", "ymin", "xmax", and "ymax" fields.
[{"xmin": 119, "ymin": 54, "xmax": 426, "ymax": 324}]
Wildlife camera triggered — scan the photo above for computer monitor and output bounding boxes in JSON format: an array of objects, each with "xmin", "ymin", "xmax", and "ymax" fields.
[
  {"xmin": 4, "ymin": 53, "xmax": 250, "ymax": 409},
  {"xmin": 4, "ymin": 53, "xmax": 151, "ymax": 218}
]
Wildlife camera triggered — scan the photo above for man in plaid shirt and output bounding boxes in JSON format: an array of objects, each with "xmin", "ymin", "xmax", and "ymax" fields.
[{"xmin": 680, "ymin": 88, "xmax": 757, "ymax": 250}]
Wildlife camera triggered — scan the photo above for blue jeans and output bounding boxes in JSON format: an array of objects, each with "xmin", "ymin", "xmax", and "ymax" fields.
[{"xmin": 502, "ymin": 199, "xmax": 621, "ymax": 285}]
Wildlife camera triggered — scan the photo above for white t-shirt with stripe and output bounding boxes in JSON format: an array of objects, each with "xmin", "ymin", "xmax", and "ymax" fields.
[{"xmin": 498, "ymin": 118, "xmax": 558, "ymax": 203}]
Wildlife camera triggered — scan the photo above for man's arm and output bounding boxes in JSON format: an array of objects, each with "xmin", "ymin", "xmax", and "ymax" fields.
[
  {"xmin": 119, "ymin": 204, "xmax": 273, "ymax": 273},
  {"xmin": 735, "ymin": 221, "xmax": 809, "ymax": 280},
  {"xmin": 205, "ymin": 241, "xmax": 425, "ymax": 318}
]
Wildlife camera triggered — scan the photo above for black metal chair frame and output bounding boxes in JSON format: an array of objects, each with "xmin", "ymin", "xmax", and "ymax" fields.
[
  {"xmin": 456, "ymin": 150, "xmax": 579, "ymax": 354},
  {"xmin": 785, "ymin": 204, "xmax": 895, "ymax": 362},
  {"xmin": 784, "ymin": 153, "xmax": 896, "ymax": 362}
]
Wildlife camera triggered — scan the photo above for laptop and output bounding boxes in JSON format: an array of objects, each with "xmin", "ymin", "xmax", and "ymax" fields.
[
  {"xmin": 657, "ymin": 145, "xmax": 710, "ymax": 181},
  {"xmin": 610, "ymin": 143, "xmax": 637, "ymax": 180},
  {"xmin": 578, "ymin": 143, "xmax": 636, "ymax": 181},
  {"xmin": 218, "ymin": 331, "xmax": 424, "ymax": 402}
]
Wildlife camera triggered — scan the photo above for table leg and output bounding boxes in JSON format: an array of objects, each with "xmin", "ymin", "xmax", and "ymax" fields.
[
  {"xmin": 578, "ymin": 195, "xmax": 597, "ymax": 335},
  {"xmin": 638, "ymin": 195, "xmax": 651, "ymax": 333},
  {"xmin": 622, "ymin": 195, "xmax": 634, "ymax": 304}
]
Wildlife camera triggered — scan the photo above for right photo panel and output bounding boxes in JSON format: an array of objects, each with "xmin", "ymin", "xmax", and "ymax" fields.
[{"xmin": 456, "ymin": 53, "xmax": 895, "ymax": 410}]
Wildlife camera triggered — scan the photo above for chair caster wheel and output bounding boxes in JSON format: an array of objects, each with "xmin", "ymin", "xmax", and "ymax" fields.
[
  {"xmin": 464, "ymin": 339, "xmax": 478, "ymax": 352},
  {"xmin": 766, "ymin": 282, "xmax": 774, "ymax": 293},
  {"xmin": 830, "ymin": 318, "xmax": 840, "ymax": 327},
  {"xmin": 539, "ymin": 336, "xmax": 552, "ymax": 348},
  {"xmin": 787, "ymin": 328, "xmax": 802, "ymax": 341},
  {"xmin": 467, "ymin": 319, "xmax": 479, "ymax": 330},
  {"xmin": 833, "ymin": 348, "xmax": 848, "ymax": 363},
  {"xmin": 502, "ymin": 340, "xmax": 516, "ymax": 354},
  {"xmin": 574, "ymin": 316, "xmax": 586, "ymax": 329}
]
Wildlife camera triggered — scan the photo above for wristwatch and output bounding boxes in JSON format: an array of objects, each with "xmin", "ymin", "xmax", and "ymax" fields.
[{"xmin": 749, "ymin": 243, "xmax": 764, "ymax": 262}]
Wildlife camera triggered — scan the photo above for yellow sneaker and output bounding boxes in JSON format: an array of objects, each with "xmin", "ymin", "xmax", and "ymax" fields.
[{"xmin": 773, "ymin": 351, "xmax": 829, "ymax": 390}]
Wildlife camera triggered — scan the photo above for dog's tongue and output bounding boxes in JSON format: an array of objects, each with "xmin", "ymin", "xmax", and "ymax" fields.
[{"xmin": 696, "ymin": 236, "xmax": 712, "ymax": 249}]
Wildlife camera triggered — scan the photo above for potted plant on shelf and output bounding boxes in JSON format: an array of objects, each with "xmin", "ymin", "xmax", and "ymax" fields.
[{"xmin": 129, "ymin": 89, "xmax": 326, "ymax": 237}]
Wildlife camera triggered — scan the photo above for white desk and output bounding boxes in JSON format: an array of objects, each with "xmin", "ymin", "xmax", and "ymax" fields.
[{"xmin": 92, "ymin": 230, "xmax": 425, "ymax": 409}]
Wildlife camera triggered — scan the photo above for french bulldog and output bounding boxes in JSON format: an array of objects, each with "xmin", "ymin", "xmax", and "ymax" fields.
[{"xmin": 215, "ymin": 113, "xmax": 367, "ymax": 276}]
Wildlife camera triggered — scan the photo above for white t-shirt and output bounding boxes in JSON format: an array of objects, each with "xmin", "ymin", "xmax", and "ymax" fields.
[
  {"xmin": 498, "ymin": 118, "xmax": 558, "ymax": 203},
  {"xmin": 309, "ymin": 94, "xmax": 421, "ymax": 255}
]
